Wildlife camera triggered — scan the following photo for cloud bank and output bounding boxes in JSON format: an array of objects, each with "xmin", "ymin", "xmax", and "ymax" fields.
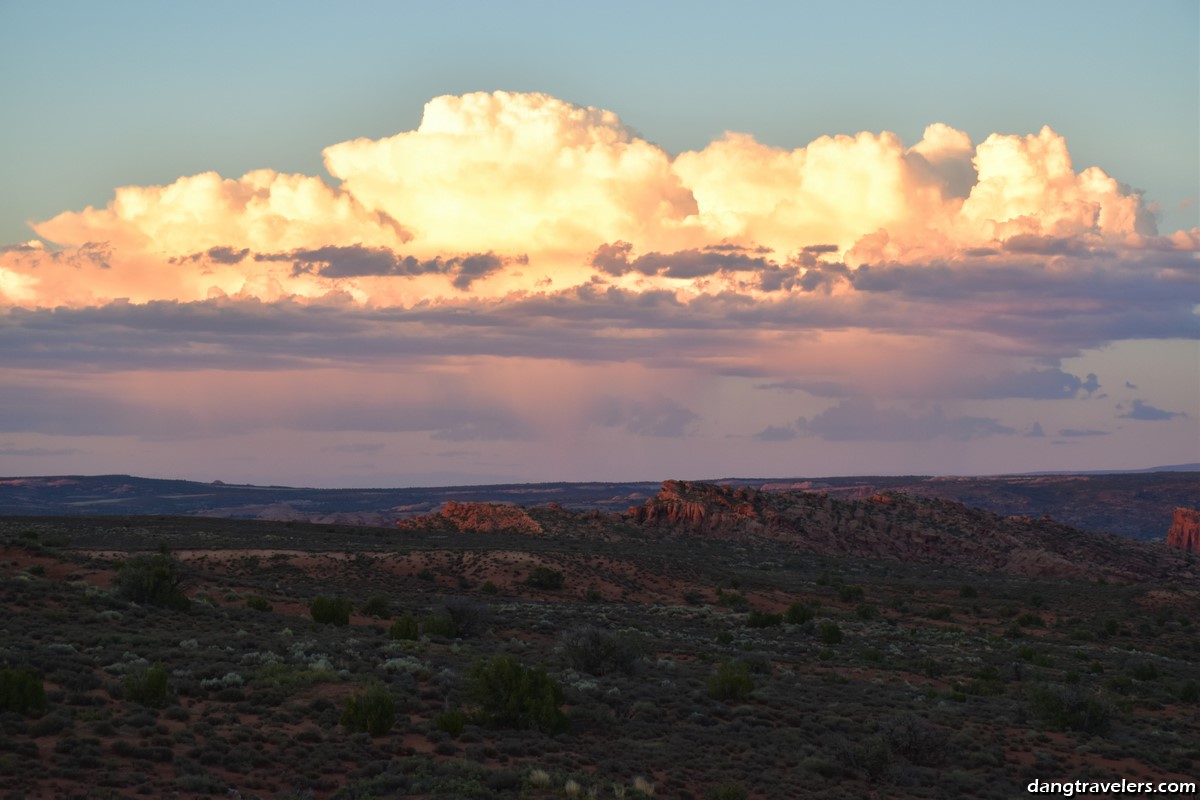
[{"xmin": 1, "ymin": 92, "xmax": 1195, "ymax": 479}]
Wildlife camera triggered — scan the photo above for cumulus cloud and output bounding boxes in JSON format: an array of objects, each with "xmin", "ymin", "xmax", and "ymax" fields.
[
  {"xmin": 1, "ymin": 91, "xmax": 1196, "ymax": 462},
  {"xmin": 4, "ymin": 90, "xmax": 1188, "ymax": 314}
]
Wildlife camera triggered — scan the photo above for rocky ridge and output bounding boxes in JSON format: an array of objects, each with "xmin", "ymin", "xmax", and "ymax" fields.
[{"xmin": 398, "ymin": 479, "xmax": 1198, "ymax": 585}]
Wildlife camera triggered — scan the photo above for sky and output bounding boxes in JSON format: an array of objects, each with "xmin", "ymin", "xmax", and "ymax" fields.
[{"xmin": 1, "ymin": 0, "xmax": 1197, "ymax": 488}]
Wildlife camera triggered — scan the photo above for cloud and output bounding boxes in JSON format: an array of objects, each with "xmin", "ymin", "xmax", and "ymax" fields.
[
  {"xmin": 585, "ymin": 396, "xmax": 699, "ymax": 438},
  {"xmin": 258, "ymin": 245, "xmax": 515, "ymax": 288},
  {"xmin": 590, "ymin": 242, "xmax": 773, "ymax": 279},
  {"xmin": 760, "ymin": 400, "xmax": 1016, "ymax": 443},
  {"xmin": 1058, "ymin": 428, "xmax": 1109, "ymax": 437},
  {"xmin": 967, "ymin": 368, "xmax": 1099, "ymax": 400},
  {"xmin": 1119, "ymin": 399, "xmax": 1185, "ymax": 420},
  {"xmin": 6, "ymin": 90, "xmax": 1188, "ymax": 316},
  {"xmin": 1027, "ymin": 422, "xmax": 1045, "ymax": 437}
]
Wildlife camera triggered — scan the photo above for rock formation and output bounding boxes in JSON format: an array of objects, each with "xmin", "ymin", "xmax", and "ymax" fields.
[
  {"xmin": 397, "ymin": 500, "xmax": 543, "ymax": 536},
  {"xmin": 1166, "ymin": 507, "xmax": 1200, "ymax": 552}
]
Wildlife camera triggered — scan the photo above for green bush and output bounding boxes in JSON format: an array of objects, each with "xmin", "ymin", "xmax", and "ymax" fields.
[
  {"xmin": 785, "ymin": 601, "xmax": 814, "ymax": 625},
  {"xmin": 360, "ymin": 594, "xmax": 391, "ymax": 619},
  {"xmin": 389, "ymin": 614, "xmax": 420, "ymax": 641},
  {"xmin": 340, "ymin": 684, "xmax": 396, "ymax": 736},
  {"xmin": 1028, "ymin": 684, "xmax": 1114, "ymax": 735},
  {"xmin": 124, "ymin": 663, "xmax": 169, "ymax": 708},
  {"xmin": 707, "ymin": 661, "xmax": 753, "ymax": 701},
  {"xmin": 422, "ymin": 613, "xmax": 458, "ymax": 638},
  {"xmin": 856, "ymin": 603, "xmax": 879, "ymax": 620},
  {"xmin": 0, "ymin": 668, "xmax": 46, "ymax": 715},
  {"xmin": 481, "ymin": 580, "xmax": 499, "ymax": 595},
  {"xmin": 245, "ymin": 595, "xmax": 272, "ymax": 612},
  {"xmin": 466, "ymin": 656, "xmax": 568, "ymax": 734},
  {"xmin": 746, "ymin": 610, "xmax": 783, "ymax": 628},
  {"xmin": 959, "ymin": 584, "xmax": 978, "ymax": 598},
  {"xmin": 1017, "ymin": 613, "xmax": 1045, "ymax": 628},
  {"xmin": 114, "ymin": 550, "xmax": 190, "ymax": 610},
  {"xmin": 708, "ymin": 783, "xmax": 748, "ymax": 800},
  {"xmin": 435, "ymin": 708, "xmax": 467, "ymax": 738},
  {"xmin": 309, "ymin": 595, "xmax": 352, "ymax": 625},
  {"xmin": 525, "ymin": 567, "xmax": 565, "ymax": 591},
  {"xmin": 560, "ymin": 626, "xmax": 639, "ymax": 675},
  {"xmin": 837, "ymin": 585, "xmax": 865, "ymax": 602},
  {"xmin": 818, "ymin": 621, "xmax": 843, "ymax": 644}
]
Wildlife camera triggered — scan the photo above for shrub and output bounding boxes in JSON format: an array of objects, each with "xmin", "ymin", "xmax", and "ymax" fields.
[
  {"xmin": 360, "ymin": 594, "xmax": 391, "ymax": 619},
  {"xmin": 389, "ymin": 614, "xmax": 420, "ymax": 641},
  {"xmin": 959, "ymin": 585, "xmax": 978, "ymax": 598},
  {"xmin": 707, "ymin": 661, "xmax": 753, "ymax": 701},
  {"xmin": 422, "ymin": 613, "xmax": 458, "ymax": 638},
  {"xmin": 245, "ymin": 595, "xmax": 272, "ymax": 612},
  {"xmin": 441, "ymin": 598, "xmax": 490, "ymax": 637},
  {"xmin": 481, "ymin": 580, "xmax": 499, "ymax": 595},
  {"xmin": 1131, "ymin": 662, "xmax": 1159, "ymax": 681},
  {"xmin": 1017, "ymin": 613, "xmax": 1045, "ymax": 628},
  {"xmin": 818, "ymin": 621, "xmax": 843, "ymax": 644},
  {"xmin": 708, "ymin": 784, "xmax": 748, "ymax": 800},
  {"xmin": 309, "ymin": 595, "xmax": 352, "ymax": 625},
  {"xmin": 837, "ymin": 585, "xmax": 865, "ymax": 602},
  {"xmin": 880, "ymin": 713, "xmax": 948, "ymax": 767},
  {"xmin": 123, "ymin": 663, "xmax": 169, "ymax": 708},
  {"xmin": 561, "ymin": 626, "xmax": 639, "ymax": 675},
  {"xmin": 435, "ymin": 708, "xmax": 467, "ymax": 738},
  {"xmin": 746, "ymin": 610, "xmax": 783, "ymax": 628},
  {"xmin": 525, "ymin": 567, "xmax": 565, "ymax": 591},
  {"xmin": 466, "ymin": 656, "xmax": 568, "ymax": 733},
  {"xmin": 1028, "ymin": 684, "xmax": 1114, "ymax": 735},
  {"xmin": 340, "ymin": 684, "xmax": 396, "ymax": 736},
  {"xmin": 0, "ymin": 668, "xmax": 46, "ymax": 715},
  {"xmin": 113, "ymin": 550, "xmax": 190, "ymax": 610},
  {"xmin": 856, "ymin": 603, "xmax": 879, "ymax": 620},
  {"xmin": 785, "ymin": 601, "xmax": 814, "ymax": 625}
]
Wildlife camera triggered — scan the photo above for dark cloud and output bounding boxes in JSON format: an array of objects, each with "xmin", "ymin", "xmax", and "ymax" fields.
[
  {"xmin": 753, "ymin": 424, "xmax": 799, "ymax": 442},
  {"xmin": 590, "ymin": 242, "xmax": 773, "ymax": 279},
  {"xmin": 0, "ymin": 445, "xmax": 86, "ymax": 456},
  {"xmin": 1027, "ymin": 422, "xmax": 1045, "ymax": 437},
  {"xmin": 1119, "ymin": 399, "xmax": 1184, "ymax": 420},
  {"xmin": 585, "ymin": 396, "xmax": 699, "ymax": 438},
  {"xmin": 968, "ymin": 368, "xmax": 1099, "ymax": 400},
  {"xmin": 255, "ymin": 245, "xmax": 514, "ymax": 287},
  {"xmin": 759, "ymin": 400, "xmax": 1016, "ymax": 443},
  {"xmin": 1058, "ymin": 428, "xmax": 1109, "ymax": 437},
  {"xmin": 755, "ymin": 379, "xmax": 850, "ymax": 398}
]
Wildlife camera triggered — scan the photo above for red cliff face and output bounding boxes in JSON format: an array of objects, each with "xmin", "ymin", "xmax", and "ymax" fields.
[
  {"xmin": 398, "ymin": 501, "xmax": 543, "ymax": 536},
  {"xmin": 1166, "ymin": 508, "xmax": 1200, "ymax": 552},
  {"xmin": 628, "ymin": 480, "xmax": 764, "ymax": 534}
]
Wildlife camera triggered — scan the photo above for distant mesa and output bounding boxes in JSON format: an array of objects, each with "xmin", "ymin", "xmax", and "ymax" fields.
[{"xmin": 1166, "ymin": 507, "xmax": 1200, "ymax": 552}]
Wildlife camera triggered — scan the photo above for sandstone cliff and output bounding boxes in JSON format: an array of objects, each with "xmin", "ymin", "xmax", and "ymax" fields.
[
  {"xmin": 397, "ymin": 500, "xmax": 543, "ymax": 536},
  {"xmin": 1166, "ymin": 507, "xmax": 1200, "ymax": 552}
]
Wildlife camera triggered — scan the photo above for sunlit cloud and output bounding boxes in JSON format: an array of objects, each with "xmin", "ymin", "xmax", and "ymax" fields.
[{"xmin": 1, "ymin": 91, "xmax": 1196, "ymax": 475}]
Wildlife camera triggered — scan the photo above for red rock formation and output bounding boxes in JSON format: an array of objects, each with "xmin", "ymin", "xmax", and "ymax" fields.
[
  {"xmin": 398, "ymin": 501, "xmax": 543, "ymax": 536},
  {"xmin": 1166, "ymin": 507, "xmax": 1200, "ymax": 552},
  {"xmin": 628, "ymin": 480, "xmax": 764, "ymax": 534}
]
